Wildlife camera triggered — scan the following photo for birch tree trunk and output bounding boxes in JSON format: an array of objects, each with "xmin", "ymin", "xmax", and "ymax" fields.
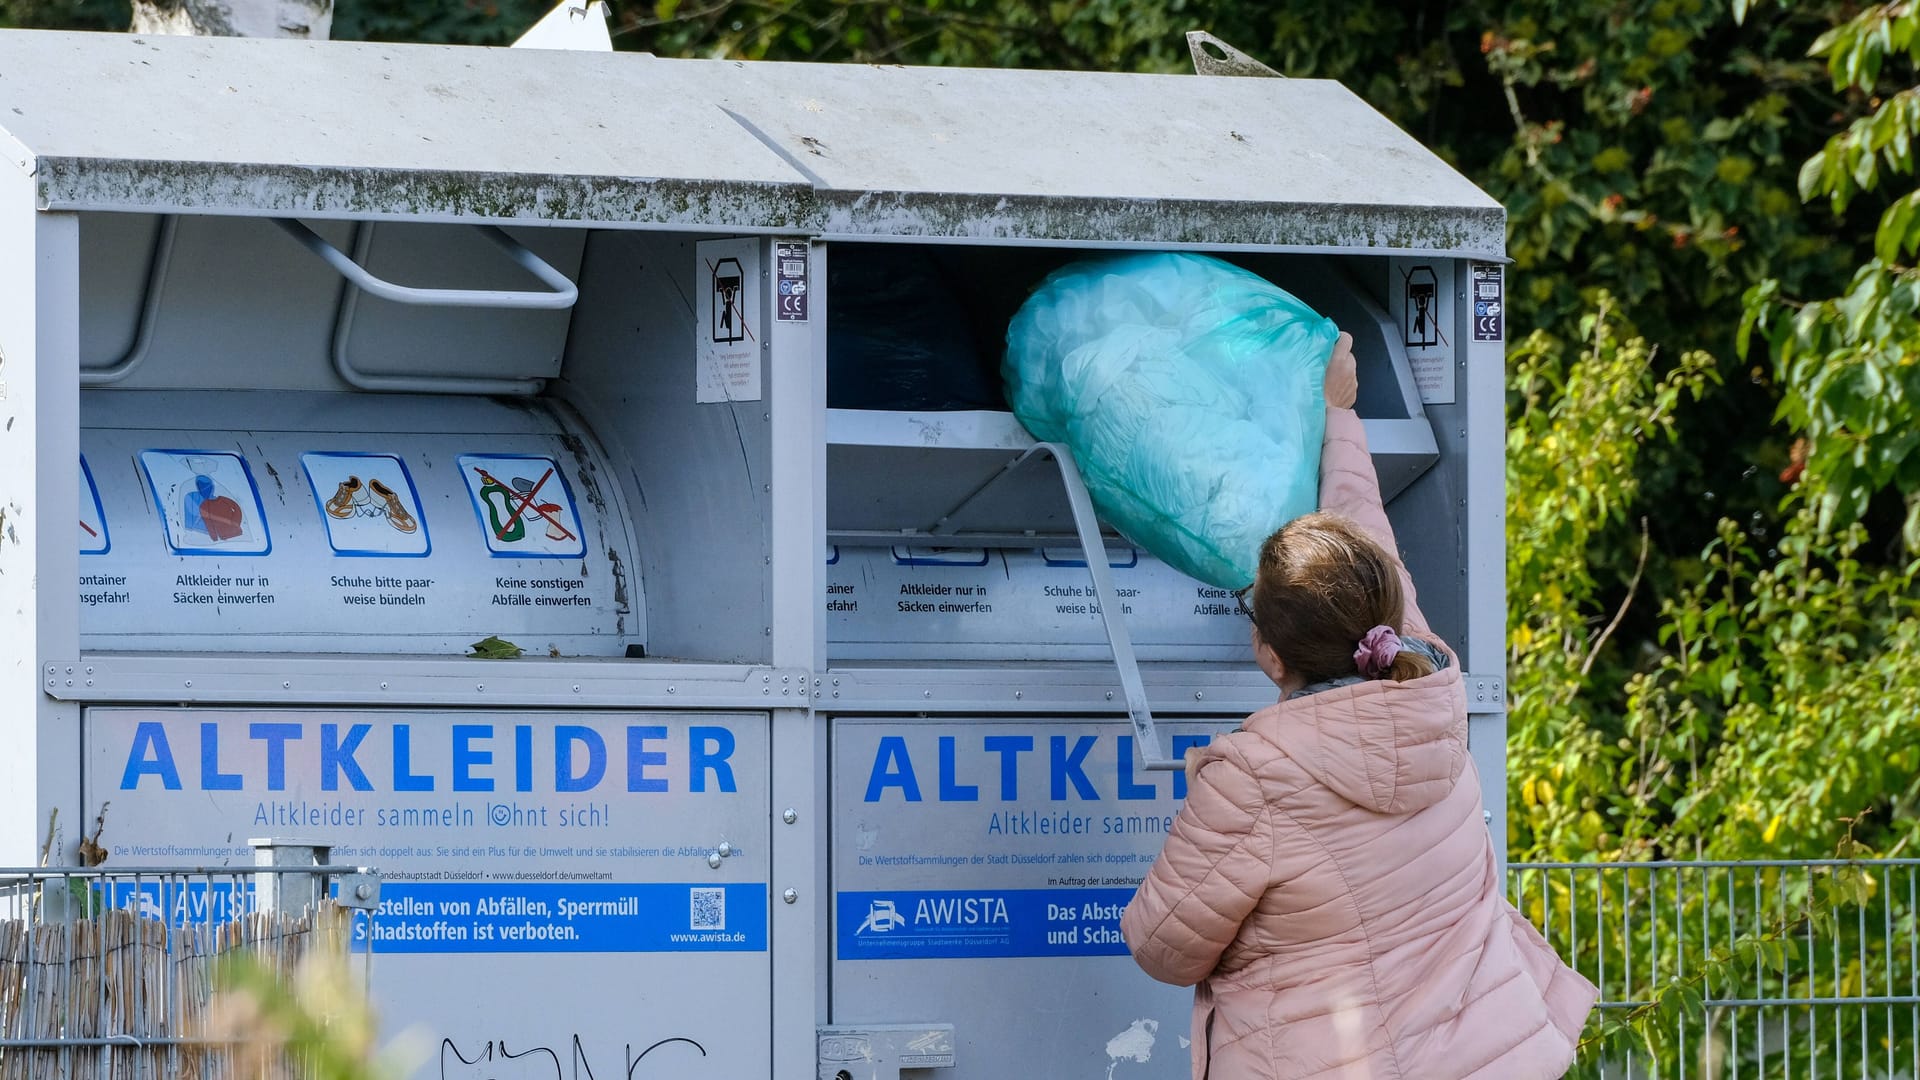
[{"xmin": 130, "ymin": 0, "xmax": 331, "ymax": 39}]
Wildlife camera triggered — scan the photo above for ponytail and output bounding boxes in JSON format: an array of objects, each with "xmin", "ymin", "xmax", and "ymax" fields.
[{"xmin": 1384, "ymin": 648, "xmax": 1437, "ymax": 683}]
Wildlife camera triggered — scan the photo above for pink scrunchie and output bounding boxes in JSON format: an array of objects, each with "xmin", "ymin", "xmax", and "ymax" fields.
[{"xmin": 1354, "ymin": 625, "xmax": 1401, "ymax": 679}]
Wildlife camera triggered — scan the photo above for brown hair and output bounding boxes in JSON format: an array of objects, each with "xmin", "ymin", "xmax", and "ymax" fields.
[{"xmin": 1246, "ymin": 511, "xmax": 1436, "ymax": 685}]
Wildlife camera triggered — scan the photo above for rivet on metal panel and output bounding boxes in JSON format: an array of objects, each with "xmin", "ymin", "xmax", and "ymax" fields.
[
  {"xmin": 718, "ymin": 842, "xmax": 734, "ymax": 857},
  {"xmin": 783, "ymin": 688, "xmax": 791, "ymax": 695},
  {"xmin": 64, "ymin": 666, "xmax": 72, "ymax": 674},
  {"xmin": 282, "ymin": 681, "xmax": 291, "ymax": 690},
  {"xmin": 764, "ymin": 688, "xmax": 771, "ymax": 695},
  {"xmin": 668, "ymin": 686, "xmax": 677, "ymax": 694},
  {"xmin": 763, "ymin": 483, "xmax": 771, "ymax": 492},
  {"xmin": 65, "ymin": 680, "xmax": 72, "ymax": 687},
  {"xmin": 572, "ymin": 685, "xmax": 581, "ymax": 693},
  {"xmin": 185, "ymin": 680, "xmax": 193, "ymax": 688},
  {"xmin": 380, "ymin": 682, "xmax": 389, "ymax": 691},
  {"xmin": 764, "ymin": 674, "xmax": 771, "ymax": 682},
  {"xmin": 85, "ymin": 680, "xmax": 92, "ymax": 687},
  {"xmin": 833, "ymin": 692, "xmax": 840, "ymax": 698},
  {"xmin": 1105, "ymin": 691, "xmax": 1114, "ymax": 700},
  {"xmin": 475, "ymin": 683, "xmax": 484, "ymax": 692},
  {"xmin": 1483, "ymin": 810, "xmax": 1493, "ymax": 824},
  {"xmin": 923, "ymin": 690, "xmax": 932, "ymax": 699},
  {"xmin": 85, "ymin": 667, "xmax": 93, "ymax": 675},
  {"xmin": 707, "ymin": 851, "xmax": 722, "ymax": 869},
  {"xmin": 782, "ymin": 808, "xmax": 798, "ymax": 824},
  {"xmin": 1014, "ymin": 690, "xmax": 1023, "ymax": 699},
  {"xmin": 833, "ymin": 678, "xmax": 841, "ymax": 686},
  {"xmin": 44, "ymin": 666, "xmax": 54, "ymax": 675},
  {"xmin": 782, "ymin": 888, "xmax": 798, "ymax": 904},
  {"xmin": 1478, "ymin": 692, "xmax": 1487, "ymax": 701},
  {"xmin": 782, "ymin": 675, "xmax": 790, "ymax": 683},
  {"xmin": 45, "ymin": 679, "xmax": 53, "ymax": 688},
  {"xmin": 1195, "ymin": 691, "xmax": 1205, "ymax": 701}
]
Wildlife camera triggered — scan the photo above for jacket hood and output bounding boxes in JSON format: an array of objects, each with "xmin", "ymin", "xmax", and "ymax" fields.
[{"xmin": 1241, "ymin": 663, "xmax": 1469, "ymax": 814}]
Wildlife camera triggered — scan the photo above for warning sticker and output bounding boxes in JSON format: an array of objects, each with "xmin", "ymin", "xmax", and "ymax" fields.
[
  {"xmin": 1471, "ymin": 263, "xmax": 1504, "ymax": 342},
  {"xmin": 458, "ymin": 454, "xmax": 585, "ymax": 559}
]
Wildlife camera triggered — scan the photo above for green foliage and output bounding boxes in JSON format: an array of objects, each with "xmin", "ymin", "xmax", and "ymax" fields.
[{"xmin": 1742, "ymin": 0, "xmax": 1920, "ymax": 537}]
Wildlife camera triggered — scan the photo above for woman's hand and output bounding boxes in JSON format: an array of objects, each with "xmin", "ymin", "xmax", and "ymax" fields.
[{"xmin": 1324, "ymin": 332, "xmax": 1357, "ymax": 410}]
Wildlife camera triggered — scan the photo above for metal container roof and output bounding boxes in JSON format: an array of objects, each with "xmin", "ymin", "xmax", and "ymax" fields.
[{"xmin": 0, "ymin": 30, "xmax": 1503, "ymax": 256}]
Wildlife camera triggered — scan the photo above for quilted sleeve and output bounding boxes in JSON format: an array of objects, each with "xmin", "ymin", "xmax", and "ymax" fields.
[
  {"xmin": 1120, "ymin": 741, "xmax": 1272, "ymax": 987},
  {"xmin": 1318, "ymin": 405, "xmax": 1430, "ymax": 638}
]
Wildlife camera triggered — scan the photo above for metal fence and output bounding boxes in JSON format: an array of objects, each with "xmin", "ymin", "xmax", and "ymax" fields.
[
  {"xmin": 0, "ymin": 864, "xmax": 379, "ymax": 1080},
  {"xmin": 1509, "ymin": 860, "xmax": 1920, "ymax": 1080}
]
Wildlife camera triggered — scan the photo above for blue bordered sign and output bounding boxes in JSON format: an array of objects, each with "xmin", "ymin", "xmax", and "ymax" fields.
[{"xmin": 302, "ymin": 452, "xmax": 431, "ymax": 558}]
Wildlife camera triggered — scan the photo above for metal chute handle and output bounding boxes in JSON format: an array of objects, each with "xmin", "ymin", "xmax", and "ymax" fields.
[
  {"xmin": 1033, "ymin": 442, "xmax": 1182, "ymax": 771},
  {"xmin": 273, "ymin": 218, "xmax": 578, "ymax": 310}
]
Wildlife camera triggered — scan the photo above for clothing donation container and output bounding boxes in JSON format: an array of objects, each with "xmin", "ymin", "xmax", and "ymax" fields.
[{"xmin": 0, "ymin": 28, "xmax": 1507, "ymax": 1079}]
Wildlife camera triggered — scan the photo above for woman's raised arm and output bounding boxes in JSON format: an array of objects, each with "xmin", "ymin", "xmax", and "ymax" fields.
[{"xmin": 1317, "ymin": 333, "xmax": 1431, "ymax": 639}]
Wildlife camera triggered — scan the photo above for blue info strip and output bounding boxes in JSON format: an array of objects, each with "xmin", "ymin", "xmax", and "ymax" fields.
[
  {"xmin": 836, "ymin": 888, "xmax": 1135, "ymax": 960},
  {"xmin": 353, "ymin": 882, "xmax": 767, "ymax": 954}
]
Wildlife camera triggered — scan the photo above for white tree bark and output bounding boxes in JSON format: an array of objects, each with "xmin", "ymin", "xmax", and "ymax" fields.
[{"xmin": 130, "ymin": 0, "xmax": 332, "ymax": 39}]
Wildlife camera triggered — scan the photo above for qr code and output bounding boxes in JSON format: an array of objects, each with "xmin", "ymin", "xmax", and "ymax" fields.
[{"xmin": 690, "ymin": 887, "xmax": 726, "ymax": 931}]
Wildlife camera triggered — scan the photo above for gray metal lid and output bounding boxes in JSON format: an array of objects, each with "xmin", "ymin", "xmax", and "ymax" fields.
[{"xmin": 0, "ymin": 30, "xmax": 1502, "ymax": 256}]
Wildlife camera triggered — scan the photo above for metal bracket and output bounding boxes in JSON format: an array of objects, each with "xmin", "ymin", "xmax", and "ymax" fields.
[
  {"xmin": 274, "ymin": 218, "xmax": 579, "ymax": 310},
  {"xmin": 1465, "ymin": 675, "xmax": 1506, "ymax": 714},
  {"xmin": 1187, "ymin": 32, "xmax": 1283, "ymax": 78},
  {"xmin": 333, "ymin": 872, "xmax": 382, "ymax": 911},
  {"xmin": 818, "ymin": 1025, "xmax": 955, "ymax": 1079}
]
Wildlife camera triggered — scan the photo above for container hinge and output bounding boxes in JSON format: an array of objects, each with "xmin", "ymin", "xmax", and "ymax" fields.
[{"xmin": 818, "ymin": 1024, "xmax": 956, "ymax": 1079}]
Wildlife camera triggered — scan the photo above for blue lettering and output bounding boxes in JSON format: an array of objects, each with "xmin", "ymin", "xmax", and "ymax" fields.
[
  {"xmin": 555, "ymin": 726, "xmax": 606, "ymax": 793},
  {"xmin": 249, "ymin": 723, "xmax": 302, "ymax": 791},
  {"xmin": 627, "ymin": 726, "xmax": 668, "ymax": 792},
  {"xmin": 515, "ymin": 725, "xmax": 533, "ymax": 793},
  {"xmin": 321, "ymin": 724, "xmax": 372, "ymax": 792},
  {"xmin": 1115, "ymin": 735, "xmax": 1157, "ymax": 800},
  {"xmin": 452, "ymin": 725, "xmax": 494, "ymax": 792},
  {"xmin": 938, "ymin": 736, "xmax": 978, "ymax": 801},
  {"xmin": 392, "ymin": 725, "xmax": 434, "ymax": 791},
  {"xmin": 982, "ymin": 735, "xmax": 1032, "ymax": 800},
  {"xmin": 201, "ymin": 723, "xmax": 241, "ymax": 791},
  {"xmin": 120, "ymin": 722, "xmax": 181, "ymax": 790},
  {"xmin": 1050, "ymin": 735, "xmax": 1098, "ymax": 801},
  {"xmin": 689, "ymin": 726, "xmax": 736, "ymax": 793},
  {"xmin": 1172, "ymin": 734, "xmax": 1213, "ymax": 799},
  {"xmin": 864, "ymin": 736, "xmax": 922, "ymax": 802}
]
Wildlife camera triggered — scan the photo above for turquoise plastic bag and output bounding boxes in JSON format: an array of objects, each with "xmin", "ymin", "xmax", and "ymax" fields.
[{"xmin": 1003, "ymin": 254, "xmax": 1337, "ymax": 589}]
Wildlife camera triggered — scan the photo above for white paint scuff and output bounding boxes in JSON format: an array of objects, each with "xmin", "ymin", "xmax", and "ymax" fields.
[{"xmin": 1104, "ymin": 1018, "xmax": 1158, "ymax": 1079}]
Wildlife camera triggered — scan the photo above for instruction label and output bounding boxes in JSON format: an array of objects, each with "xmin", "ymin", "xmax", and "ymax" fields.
[
  {"xmin": 139, "ymin": 450, "xmax": 271, "ymax": 556},
  {"xmin": 356, "ymin": 882, "xmax": 764, "ymax": 953},
  {"xmin": 303, "ymin": 452, "xmax": 430, "ymax": 557},
  {"xmin": 1390, "ymin": 257, "xmax": 1456, "ymax": 405},
  {"xmin": 458, "ymin": 454, "xmax": 585, "ymax": 559},
  {"xmin": 696, "ymin": 238, "xmax": 762, "ymax": 402}
]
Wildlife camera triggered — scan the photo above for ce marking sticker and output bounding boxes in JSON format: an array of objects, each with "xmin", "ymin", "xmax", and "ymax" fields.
[
  {"xmin": 1471, "ymin": 263, "xmax": 1503, "ymax": 342},
  {"xmin": 775, "ymin": 242, "xmax": 810, "ymax": 322}
]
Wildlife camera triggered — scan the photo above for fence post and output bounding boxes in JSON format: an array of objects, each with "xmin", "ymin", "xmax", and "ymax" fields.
[{"xmin": 249, "ymin": 838, "xmax": 332, "ymax": 915}]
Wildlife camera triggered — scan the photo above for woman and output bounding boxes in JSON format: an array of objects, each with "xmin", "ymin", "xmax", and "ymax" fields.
[{"xmin": 1120, "ymin": 335, "xmax": 1596, "ymax": 1079}]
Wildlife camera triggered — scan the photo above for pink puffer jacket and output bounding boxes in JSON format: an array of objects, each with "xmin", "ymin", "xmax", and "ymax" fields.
[{"xmin": 1121, "ymin": 407, "xmax": 1597, "ymax": 1079}]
